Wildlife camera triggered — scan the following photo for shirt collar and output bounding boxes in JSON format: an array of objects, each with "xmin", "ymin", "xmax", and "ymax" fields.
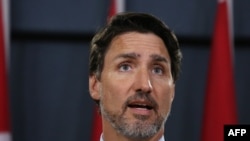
[{"xmin": 159, "ymin": 136, "xmax": 165, "ymax": 141}]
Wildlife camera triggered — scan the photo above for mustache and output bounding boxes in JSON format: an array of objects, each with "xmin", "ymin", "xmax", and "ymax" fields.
[{"xmin": 123, "ymin": 91, "xmax": 159, "ymax": 111}]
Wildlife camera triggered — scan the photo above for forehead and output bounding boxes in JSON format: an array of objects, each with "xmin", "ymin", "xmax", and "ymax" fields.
[{"xmin": 106, "ymin": 32, "xmax": 170, "ymax": 59}]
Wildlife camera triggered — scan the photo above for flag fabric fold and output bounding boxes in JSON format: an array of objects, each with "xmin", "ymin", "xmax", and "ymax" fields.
[
  {"xmin": 0, "ymin": 0, "xmax": 11, "ymax": 140},
  {"xmin": 201, "ymin": 0, "xmax": 237, "ymax": 141},
  {"xmin": 90, "ymin": 1, "xmax": 125, "ymax": 141}
]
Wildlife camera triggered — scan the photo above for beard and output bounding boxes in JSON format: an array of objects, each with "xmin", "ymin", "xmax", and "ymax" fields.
[{"xmin": 100, "ymin": 91, "xmax": 170, "ymax": 140}]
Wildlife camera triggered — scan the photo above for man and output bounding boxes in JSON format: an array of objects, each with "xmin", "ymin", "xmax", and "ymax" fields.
[{"xmin": 89, "ymin": 12, "xmax": 182, "ymax": 141}]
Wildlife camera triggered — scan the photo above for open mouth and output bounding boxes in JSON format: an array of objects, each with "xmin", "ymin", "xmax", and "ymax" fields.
[{"xmin": 127, "ymin": 102, "xmax": 154, "ymax": 110}]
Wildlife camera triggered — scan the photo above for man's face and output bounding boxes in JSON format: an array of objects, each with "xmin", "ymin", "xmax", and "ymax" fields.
[{"xmin": 89, "ymin": 32, "xmax": 175, "ymax": 139}]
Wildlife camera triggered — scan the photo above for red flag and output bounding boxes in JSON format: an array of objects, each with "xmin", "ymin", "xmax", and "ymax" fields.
[
  {"xmin": 90, "ymin": 0, "xmax": 125, "ymax": 141},
  {"xmin": 90, "ymin": 106, "xmax": 103, "ymax": 141},
  {"xmin": 0, "ymin": 0, "xmax": 11, "ymax": 140},
  {"xmin": 201, "ymin": 0, "xmax": 237, "ymax": 141}
]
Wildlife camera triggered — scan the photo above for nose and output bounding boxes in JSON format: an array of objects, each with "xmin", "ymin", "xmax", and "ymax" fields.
[{"xmin": 134, "ymin": 69, "xmax": 153, "ymax": 93}]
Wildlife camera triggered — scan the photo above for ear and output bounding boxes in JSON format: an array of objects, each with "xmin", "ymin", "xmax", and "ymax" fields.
[{"xmin": 89, "ymin": 75, "xmax": 101, "ymax": 101}]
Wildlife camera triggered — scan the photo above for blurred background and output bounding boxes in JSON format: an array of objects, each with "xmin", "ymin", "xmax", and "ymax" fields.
[{"xmin": 8, "ymin": 0, "xmax": 250, "ymax": 141}]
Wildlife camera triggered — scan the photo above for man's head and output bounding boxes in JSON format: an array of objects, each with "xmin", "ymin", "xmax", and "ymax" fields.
[{"xmin": 89, "ymin": 12, "xmax": 182, "ymax": 140}]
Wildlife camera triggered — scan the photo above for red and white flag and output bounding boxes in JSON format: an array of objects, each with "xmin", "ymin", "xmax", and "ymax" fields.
[
  {"xmin": 107, "ymin": 0, "xmax": 125, "ymax": 21},
  {"xmin": 90, "ymin": 0, "xmax": 125, "ymax": 141},
  {"xmin": 0, "ymin": 0, "xmax": 11, "ymax": 140},
  {"xmin": 201, "ymin": 0, "xmax": 237, "ymax": 141}
]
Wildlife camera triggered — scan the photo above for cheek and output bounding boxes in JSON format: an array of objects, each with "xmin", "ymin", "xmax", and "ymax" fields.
[
  {"xmin": 156, "ymin": 84, "xmax": 175, "ymax": 115},
  {"xmin": 100, "ymin": 74, "xmax": 130, "ymax": 111}
]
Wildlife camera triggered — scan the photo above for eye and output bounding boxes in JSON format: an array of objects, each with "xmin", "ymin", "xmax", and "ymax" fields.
[
  {"xmin": 119, "ymin": 63, "xmax": 132, "ymax": 72},
  {"xmin": 152, "ymin": 66, "xmax": 164, "ymax": 75}
]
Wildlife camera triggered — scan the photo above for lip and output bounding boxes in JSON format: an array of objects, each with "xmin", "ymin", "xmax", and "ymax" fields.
[
  {"xmin": 128, "ymin": 107, "xmax": 153, "ymax": 116},
  {"xmin": 127, "ymin": 100, "xmax": 154, "ymax": 116}
]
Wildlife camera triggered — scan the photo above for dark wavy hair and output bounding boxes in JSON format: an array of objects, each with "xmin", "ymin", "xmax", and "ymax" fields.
[{"xmin": 89, "ymin": 12, "xmax": 182, "ymax": 83}]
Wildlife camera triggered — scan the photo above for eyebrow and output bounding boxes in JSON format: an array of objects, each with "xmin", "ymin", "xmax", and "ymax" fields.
[
  {"xmin": 114, "ymin": 53, "xmax": 140, "ymax": 60},
  {"xmin": 150, "ymin": 54, "xmax": 168, "ymax": 63},
  {"xmin": 114, "ymin": 53, "xmax": 168, "ymax": 63}
]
